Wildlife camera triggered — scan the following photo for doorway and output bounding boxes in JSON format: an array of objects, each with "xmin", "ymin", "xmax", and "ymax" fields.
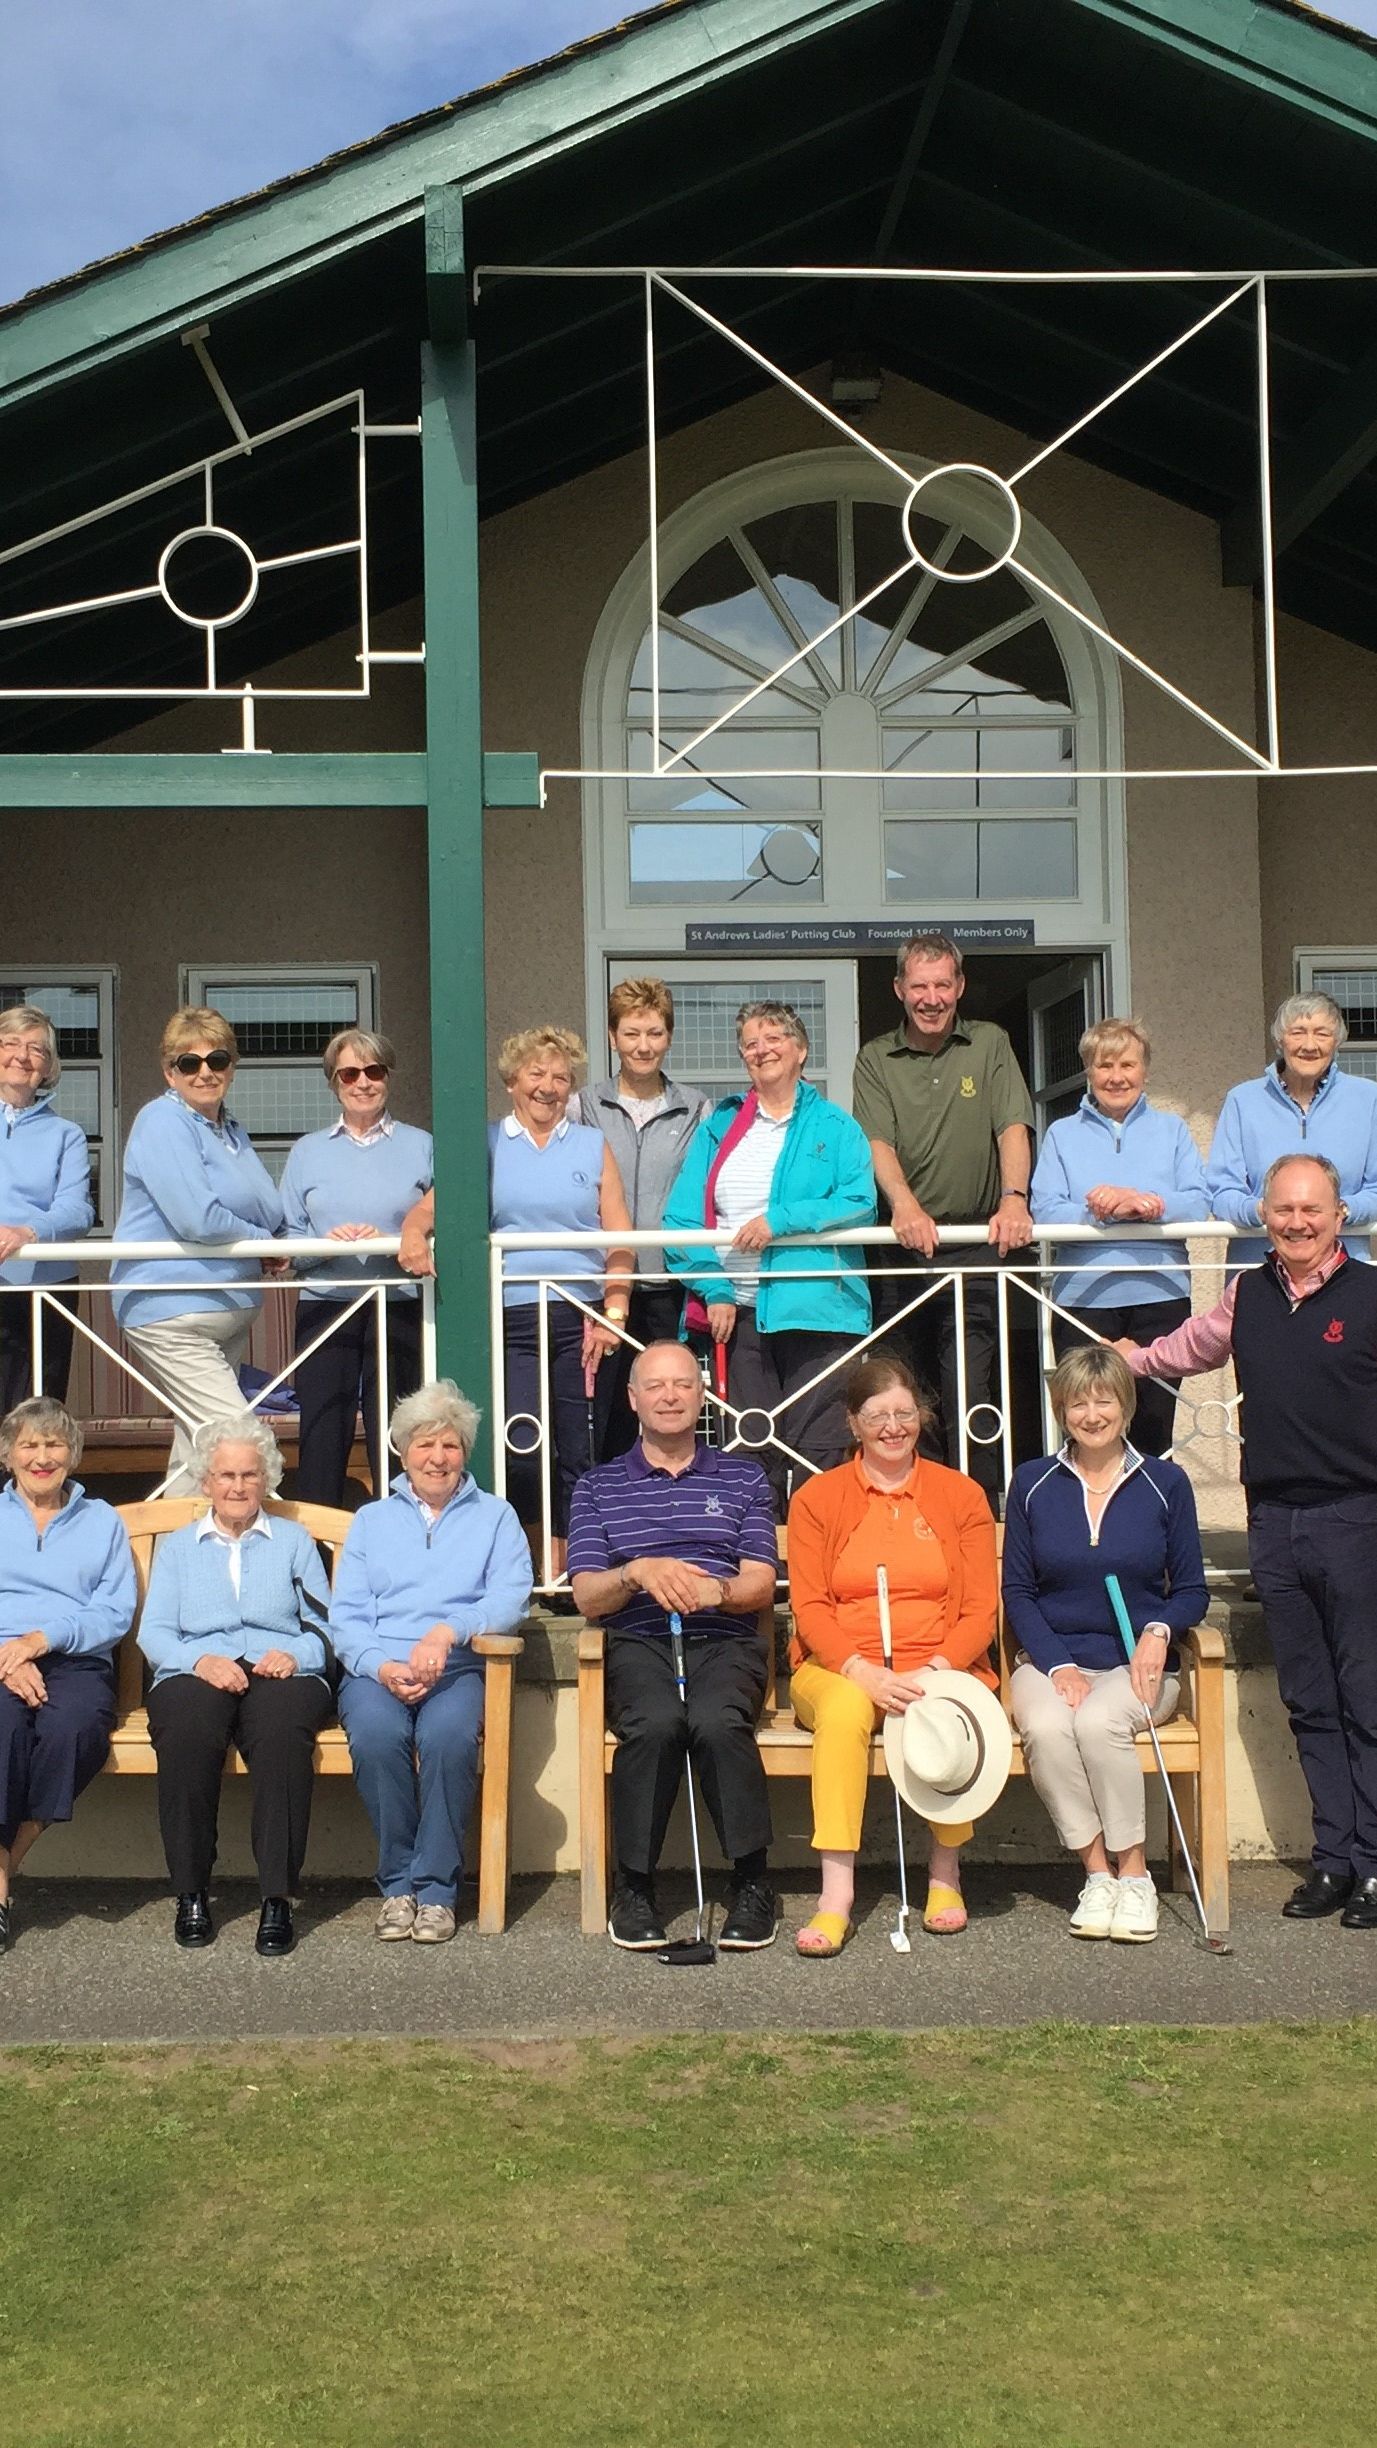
[{"xmin": 856, "ymin": 947, "xmax": 1104, "ymax": 1128}]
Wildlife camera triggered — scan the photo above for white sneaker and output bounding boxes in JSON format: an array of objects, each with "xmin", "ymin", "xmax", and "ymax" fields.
[
  {"xmin": 1069, "ymin": 1872, "xmax": 1118, "ymax": 1939},
  {"xmin": 1110, "ymin": 1876, "xmax": 1159, "ymax": 1944},
  {"xmin": 412, "ymin": 1904, "xmax": 456, "ymax": 1945},
  {"xmin": 375, "ymin": 1895, "xmax": 417, "ymax": 1942}
]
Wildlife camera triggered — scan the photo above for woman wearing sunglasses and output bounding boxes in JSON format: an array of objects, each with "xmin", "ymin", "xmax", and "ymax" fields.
[
  {"xmin": 111, "ymin": 1009, "xmax": 286, "ymax": 1491},
  {"xmin": 279, "ymin": 1030, "xmax": 433, "ymax": 1506}
]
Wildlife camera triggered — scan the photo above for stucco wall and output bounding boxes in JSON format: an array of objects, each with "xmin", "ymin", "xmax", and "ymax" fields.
[{"xmin": 1259, "ymin": 610, "xmax": 1377, "ymax": 1013}]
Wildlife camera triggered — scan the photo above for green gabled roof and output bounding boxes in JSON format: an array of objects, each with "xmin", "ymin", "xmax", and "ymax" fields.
[{"xmin": 4, "ymin": 0, "xmax": 1377, "ymax": 749}]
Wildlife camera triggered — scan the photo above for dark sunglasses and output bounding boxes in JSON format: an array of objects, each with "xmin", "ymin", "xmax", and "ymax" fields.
[
  {"xmin": 333, "ymin": 1063, "xmax": 389, "ymax": 1085},
  {"xmin": 172, "ymin": 1050, "xmax": 233, "ymax": 1076}
]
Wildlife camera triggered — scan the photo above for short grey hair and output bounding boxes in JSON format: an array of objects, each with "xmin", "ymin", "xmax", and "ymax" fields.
[
  {"xmin": 1272, "ymin": 992, "xmax": 1347, "ymax": 1050},
  {"xmin": 896, "ymin": 930, "xmax": 963, "ymax": 982},
  {"xmin": 389, "ymin": 1378, "xmax": 481, "ymax": 1461},
  {"xmin": 191, "ymin": 1412, "xmax": 285, "ymax": 1494},
  {"xmin": 1261, "ymin": 1152, "xmax": 1343, "ymax": 1205},
  {"xmin": 0, "ymin": 1396, "xmax": 83, "ymax": 1473},
  {"xmin": 735, "ymin": 999, "xmax": 809, "ymax": 1055},
  {"xmin": 0, "ymin": 1003, "xmax": 60, "ymax": 1086},
  {"xmin": 323, "ymin": 1027, "xmax": 397, "ymax": 1081}
]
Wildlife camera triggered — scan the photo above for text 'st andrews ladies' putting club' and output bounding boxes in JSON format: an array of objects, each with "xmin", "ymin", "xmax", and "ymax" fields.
[
  {"xmin": 657, "ymin": 1612, "xmax": 716, "ymax": 1967},
  {"xmin": 875, "ymin": 1567, "xmax": 912, "ymax": 1954},
  {"xmin": 1104, "ymin": 1573, "xmax": 1232, "ymax": 1956}
]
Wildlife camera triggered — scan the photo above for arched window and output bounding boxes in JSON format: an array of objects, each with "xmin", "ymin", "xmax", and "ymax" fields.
[{"xmin": 585, "ymin": 452, "xmax": 1122, "ymax": 944}]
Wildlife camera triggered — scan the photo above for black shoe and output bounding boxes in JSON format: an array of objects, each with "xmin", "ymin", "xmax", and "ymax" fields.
[
  {"xmin": 0, "ymin": 1898, "xmax": 10, "ymax": 1955},
  {"xmin": 719, "ymin": 1878, "xmax": 779, "ymax": 1950},
  {"xmin": 607, "ymin": 1885, "xmax": 668, "ymax": 1950},
  {"xmin": 1341, "ymin": 1876, "xmax": 1377, "ymax": 1929},
  {"xmin": 174, "ymin": 1891, "xmax": 215, "ymax": 1949},
  {"xmin": 255, "ymin": 1898, "xmax": 295, "ymax": 1957},
  {"xmin": 1282, "ymin": 1868, "xmax": 1354, "ymax": 1920}
]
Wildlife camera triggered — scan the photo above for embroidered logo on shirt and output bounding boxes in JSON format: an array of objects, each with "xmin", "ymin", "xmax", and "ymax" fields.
[
  {"xmin": 704, "ymin": 1495, "xmax": 723, "ymax": 1516},
  {"xmin": 960, "ymin": 1075, "xmax": 977, "ymax": 1098},
  {"xmin": 1323, "ymin": 1317, "xmax": 1346, "ymax": 1344}
]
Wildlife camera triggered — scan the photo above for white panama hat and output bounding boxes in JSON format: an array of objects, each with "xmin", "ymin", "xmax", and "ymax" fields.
[{"xmin": 881, "ymin": 1670, "xmax": 1013, "ymax": 1825}]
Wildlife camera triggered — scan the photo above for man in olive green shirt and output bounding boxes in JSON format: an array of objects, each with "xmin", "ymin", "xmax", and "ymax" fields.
[{"xmin": 852, "ymin": 933, "xmax": 1034, "ymax": 1493}]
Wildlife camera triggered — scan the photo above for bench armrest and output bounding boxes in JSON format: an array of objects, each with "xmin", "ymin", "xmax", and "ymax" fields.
[
  {"xmin": 1180, "ymin": 1621, "xmax": 1226, "ymax": 1666},
  {"xmin": 578, "ymin": 1625, "xmax": 607, "ymax": 1665},
  {"xmin": 472, "ymin": 1633, "xmax": 524, "ymax": 1659}
]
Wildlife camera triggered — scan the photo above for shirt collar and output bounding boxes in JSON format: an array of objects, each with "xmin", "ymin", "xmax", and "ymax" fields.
[
  {"xmin": 503, "ymin": 1111, "xmax": 570, "ymax": 1146},
  {"xmin": 197, "ymin": 1510, "xmax": 273, "ymax": 1544},
  {"xmin": 886, "ymin": 1019, "xmax": 973, "ymax": 1056},
  {"xmin": 628, "ymin": 1438, "xmax": 711, "ymax": 1481},
  {"xmin": 329, "ymin": 1111, "xmax": 395, "ymax": 1144},
  {"xmin": 1265, "ymin": 1243, "xmax": 1347, "ymax": 1302},
  {"xmin": 851, "ymin": 1449, "xmax": 925, "ymax": 1499}
]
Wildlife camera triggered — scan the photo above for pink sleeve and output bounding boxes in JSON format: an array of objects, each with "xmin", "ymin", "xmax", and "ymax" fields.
[{"xmin": 1128, "ymin": 1277, "xmax": 1237, "ymax": 1378}]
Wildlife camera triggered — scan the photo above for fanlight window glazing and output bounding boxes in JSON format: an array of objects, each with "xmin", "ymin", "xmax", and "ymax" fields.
[{"xmin": 623, "ymin": 490, "xmax": 1080, "ymax": 912}]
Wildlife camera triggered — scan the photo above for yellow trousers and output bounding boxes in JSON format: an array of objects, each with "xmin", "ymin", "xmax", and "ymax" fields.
[{"xmin": 789, "ymin": 1658, "xmax": 974, "ymax": 1854}]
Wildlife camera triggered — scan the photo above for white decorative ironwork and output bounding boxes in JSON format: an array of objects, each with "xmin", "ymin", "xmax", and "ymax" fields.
[{"xmin": 476, "ymin": 261, "xmax": 1377, "ymax": 799}]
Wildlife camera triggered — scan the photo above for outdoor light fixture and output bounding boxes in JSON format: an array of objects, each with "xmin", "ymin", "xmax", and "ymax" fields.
[{"xmin": 828, "ymin": 350, "xmax": 883, "ymax": 409}]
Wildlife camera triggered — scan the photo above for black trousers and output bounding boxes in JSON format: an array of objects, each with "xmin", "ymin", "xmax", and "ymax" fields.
[
  {"xmin": 147, "ymin": 1669, "xmax": 334, "ymax": 1897},
  {"xmin": 600, "ymin": 1284, "xmax": 685, "ymax": 1462},
  {"xmin": 607, "ymin": 1632, "xmax": 771, "ymax": 1878},
  {"xmin": 1052, "ymin": 1298, "xmax": 1191, "ymax": 1459},
  {"xmin": 502, "ymin": 1298, "xmax": 611, "ymax": 1537},
  {"xmin": 0, "ymin": 1654, "xmax": 115, "ymax": 1848},
  {"xmin": 0, "ymin": 1286, "xmax": 78, "ymax": 1416},
  {"xmin": 727, "ymin": 1310, "xmax": 853, "ymax": 1512},
  {"xmin": 1249, "ymin": 1494, "xmax": 1377, "ymax": 1881},
  {"xmin": 872, "ymin": 1245, "xmax": 1012, "ymax": 1497},
  {"xmin": 293, "ymin": 1295, "xmax": 423, "ymax": 1507}
]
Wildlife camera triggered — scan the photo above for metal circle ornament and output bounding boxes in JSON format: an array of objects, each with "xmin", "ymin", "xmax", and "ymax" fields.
[
  {"xmin": 756, "ymin": 824, "xmax": 821, "ymax": 887},
  {"xmin": 503, "ymin": 1412, "xmax": 545, "ymax": 1456},
  {"xmin": 732, "ymin": 1406, "xmax": 778, "ymax": 1451},
  {"xmin": 964, "ymin": 1401, "xmax": 1007, "ymax": 1448},
  {"xmin": 157, "ymin": 524, "xmax": 260, "ymax": 629},
  {"xmin": 902, "ymin": 464, "xmax": 1023, "ymax": 585}
]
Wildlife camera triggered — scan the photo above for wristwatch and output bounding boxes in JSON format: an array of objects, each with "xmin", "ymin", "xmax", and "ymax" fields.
[
  {"xmin": 1000, "ymin": 1187, "xmax": 1030, "ymax": 1201},
  {"xmin": 605, "ymin": 1302, "xmax": 629, "ymax": 1323}
]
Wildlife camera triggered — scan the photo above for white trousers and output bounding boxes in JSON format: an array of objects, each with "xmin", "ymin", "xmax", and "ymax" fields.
[
  {"xmin": 124, "ymin": 1307, "xmax": 256, "ymax": 1491},
  {"xmin": 1010, "ymin": 1658, "xmax": 1180, "ymax": 1855}
]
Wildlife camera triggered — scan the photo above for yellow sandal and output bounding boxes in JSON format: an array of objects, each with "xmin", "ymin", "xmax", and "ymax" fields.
[
  {"xmin": 923, "ymin": 1881, "xmax": 968, "ymax": 1936},
  {"xmin": 795, "ymin": 1911, "xmax": 853, "ymax": 1958}
]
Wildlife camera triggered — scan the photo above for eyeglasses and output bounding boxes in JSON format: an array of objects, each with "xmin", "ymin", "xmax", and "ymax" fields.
[
  {"xmin": 856, "ymin": 1407, "xmax": 921, "ymax": 1431},
  {"xmin": 333, "ymin": 1063, "xmax": 389, "ymax": 1086},
  {"xmin": 172, "ymin": 1050, "xmax": 232, "ymax": 1076}
]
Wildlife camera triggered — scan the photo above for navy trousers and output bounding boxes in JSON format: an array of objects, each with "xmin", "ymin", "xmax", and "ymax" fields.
[
  {"xmin": 1249, "ymin": 1494, "xmax": 1377, "ymax": 1880},
  {"xmin": 502, "ymin": 1299, "xmax": 609, "ymax": 1536},
  {"xmin": 0, "ymin": 1653, "xmax": 115, "ymax": 1847}
]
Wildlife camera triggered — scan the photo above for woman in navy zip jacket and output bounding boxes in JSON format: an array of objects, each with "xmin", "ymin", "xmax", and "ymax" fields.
[
  {"xmin": 1031, "ymin": 1017, "xmax": 1207, "ymax": 1456},
  {"xmin": 1002, "ymin": 1345, "xmax": 1207, "ymax": 1945},
  {"xmin": 0, "ymin": 1397, "xmax": 136, "ymax": 1952}
]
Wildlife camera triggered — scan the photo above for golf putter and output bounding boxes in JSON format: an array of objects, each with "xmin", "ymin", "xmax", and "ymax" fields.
[
  {"xmin": 583, "ymin": 1358, "xmax": 598, "ymax": 1471},
  {"xmin": 876, "ymin": 1567, "xmax": 912, "ymax": 1953},
  {"xmin": 657, "ymin": 1611, "xmax": 716, "ymax": 1966},
  {"xmin": 1104, "ymin": 1574, "xmax": 1231, "ymax": 1956}
]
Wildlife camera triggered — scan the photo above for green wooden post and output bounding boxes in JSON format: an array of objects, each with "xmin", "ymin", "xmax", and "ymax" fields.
[{"xmin": 422, "ymin": 184, "xmax": 493, "ymax": 1480}]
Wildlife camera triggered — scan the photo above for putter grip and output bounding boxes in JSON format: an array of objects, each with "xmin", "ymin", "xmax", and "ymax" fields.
[
  {"xmin": 1104, "ymin": 1574, "xmax": 1138, "ymax": 1662},
  {"xmin": 876, "ymin": 1566, "xmax": 894, "ymax": 1667}
]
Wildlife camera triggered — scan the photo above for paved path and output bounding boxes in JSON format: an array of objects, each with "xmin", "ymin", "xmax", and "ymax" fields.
[{"xmin": 3, "ymin": 1865, "xmax": 1376, "ymax": 2046}]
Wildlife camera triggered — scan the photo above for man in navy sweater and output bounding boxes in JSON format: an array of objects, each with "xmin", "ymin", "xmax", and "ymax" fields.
[{"xmin": 1119, "ymin": 1152, "xmax": 1377, "ymax": 1927}]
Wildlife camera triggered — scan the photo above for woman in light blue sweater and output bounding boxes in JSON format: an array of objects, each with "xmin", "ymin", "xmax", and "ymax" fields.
[
  {"xmin": 0, "ymin": 1397, "xmax": 136, "ymax": 1953},
  {"xmin": 112, "ymin": 1009, "xmax": 285, "ymax": 1493},
  {"xmin": 139, "ymin": 1413, "xmax": 333, "ymax": 1958},
  {"xmin": 279, "ymin": 1028, "xmax": 433, "ymax": 1509},
  {"xmin": 333, "ymin": 1380, "xmax": 532, "ymax": 1944},
  {"xmin": 1031, "ymin": 1017, "xmax": 1208, "ymax": 1457},
  {"xmin": 0, "ymin": 1002, "xmax": 94, "ymax": 1414}
]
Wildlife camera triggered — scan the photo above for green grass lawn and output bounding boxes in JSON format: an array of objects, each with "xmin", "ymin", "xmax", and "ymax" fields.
[{"xmin": 4, "ymin": 2022, "xmax": 1374, "ymax": 2448}]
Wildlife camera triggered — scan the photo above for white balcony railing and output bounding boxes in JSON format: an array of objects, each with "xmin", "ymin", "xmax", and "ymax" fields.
[
  {"xmin": 0, "ymin": 1239, "xmax": 436, "ymax": 1500},
  {"xmin": 490, "ymin": 1223, "xmax": 1262, "ymax": 1595}
]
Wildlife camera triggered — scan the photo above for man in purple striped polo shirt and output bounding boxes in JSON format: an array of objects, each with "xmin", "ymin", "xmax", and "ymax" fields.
[{"xmin": 569, "ymin": 1341, "xmax": 779, "ymax": 1952}]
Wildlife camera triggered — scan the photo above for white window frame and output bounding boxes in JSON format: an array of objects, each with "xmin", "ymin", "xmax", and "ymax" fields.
[
  {"xmin": 180, "ymin": 963, "xmax": 379, "ymax": 1168},
  {"xmin": 1295, "ymin": 948, "xmax": 1377, "ymax": 1079},
  {"xmin": 0, "ymin": 963, "xmax": 118, "ymax": 1226}
]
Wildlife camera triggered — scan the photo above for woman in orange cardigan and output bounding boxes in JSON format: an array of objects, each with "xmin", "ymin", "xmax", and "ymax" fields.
[{"xmin": 787, "ymin": 1351, "xmax": 998, "ymax": 1954}]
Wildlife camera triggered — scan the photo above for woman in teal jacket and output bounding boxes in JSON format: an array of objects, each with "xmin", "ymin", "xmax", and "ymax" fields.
[{"xmin": 663, "ymin": 1000, "xmax": 875, "ymax": 1507}]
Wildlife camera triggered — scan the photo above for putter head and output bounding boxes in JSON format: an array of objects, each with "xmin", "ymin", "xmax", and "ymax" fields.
[
  {"xmin": 657, "ymin": 1938, "xmax": 716, "ymax": 1966},
  {"xmin": 889, "ymin": 1927, "xmax": 912, "ymax": 1954}
]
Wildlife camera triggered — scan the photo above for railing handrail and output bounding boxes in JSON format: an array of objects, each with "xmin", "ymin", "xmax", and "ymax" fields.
[
  {"xmin": 1, "ymin": 1234, "xmax": 406, "ymax": 1265},
  {"xmin": 489, "ymin": 1222, "xmax": 1268, "ymax": 1249}
]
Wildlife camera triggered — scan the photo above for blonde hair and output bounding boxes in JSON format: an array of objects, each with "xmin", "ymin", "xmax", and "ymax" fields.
[
  {"xmin": 498, "ymin": 1025, "xmax": 586, "ymax": 1087},
  {"xmin": 1047, "ymin": 1346, "xmax": 1137, "ymax": 1434},
  {"xmin": 1080, "ymin": 1016, "xmax": 1152, "ymax": 1071},
  {"xmin": 608, "ymin": 977, "xmax": 675, "ymax": 1032},
  {"xmin": 0, "ymin": 1003, "xmax": 60, "ymax": 1086},
  {"xmin": 160, "ymin": 1006, "xmax": 237, "ymax": 1066}
]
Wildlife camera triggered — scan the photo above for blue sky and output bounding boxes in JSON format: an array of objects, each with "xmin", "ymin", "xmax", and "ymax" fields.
[{"xmin": 2, "ymin": 0, "xmax": 1377, "ymax": 308}]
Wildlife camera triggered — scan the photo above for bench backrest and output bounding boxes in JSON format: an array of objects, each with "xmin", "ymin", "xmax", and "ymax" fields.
[{"xmin": 113, "ymin": 1496, "xmax": 356, "ymax": 1716}]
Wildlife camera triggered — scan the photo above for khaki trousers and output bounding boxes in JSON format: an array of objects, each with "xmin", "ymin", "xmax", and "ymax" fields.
[
  {"xmin": 1010, "ymin": 1658, "xmax": 1179, "ymax": 1855},
  {"xmin": 124, "ymin": 1307, "xmax": 256, "ymax": 1491}
]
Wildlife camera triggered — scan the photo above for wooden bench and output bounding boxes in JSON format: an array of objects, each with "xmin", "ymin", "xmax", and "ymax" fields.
[
  {"xmin": 105, "ymin": 1496, "xmax": 523, "ymax": 1934},
  {"xmin": 576, "ymin": 1530, "xmax": 1229, "ymax": 1936}
]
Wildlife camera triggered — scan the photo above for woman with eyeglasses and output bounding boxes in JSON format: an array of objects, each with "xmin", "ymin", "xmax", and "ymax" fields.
[
  {"xmin": 785, "ymin": 1350, "xmax": 999, "ymax": 1955},
  {"xmin": 111, "ymin": 1009, "xmax": 286, "ymax": 1491},
  {"xmin": 279, "ymin": 1030, "xmax": 433, "ymax": 1507}
]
